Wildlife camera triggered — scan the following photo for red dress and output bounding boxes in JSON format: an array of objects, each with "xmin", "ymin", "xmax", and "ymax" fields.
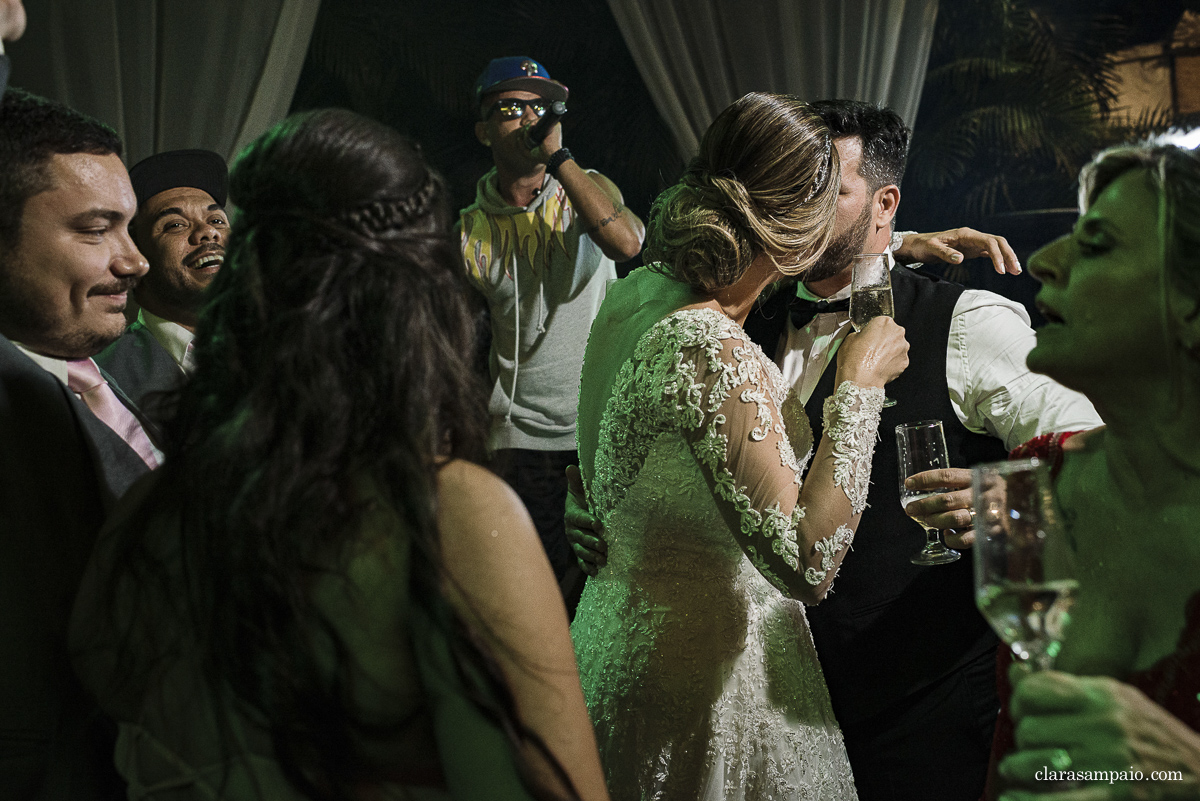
[{"xmin": 984, "ymin": 431, "xmax": 1200, "ymax": 798}]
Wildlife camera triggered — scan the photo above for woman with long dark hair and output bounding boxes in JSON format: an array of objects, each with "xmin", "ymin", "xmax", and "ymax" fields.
[{"xmin": 70, "ymin": 109, "xmax": 609, "ymax": 801}]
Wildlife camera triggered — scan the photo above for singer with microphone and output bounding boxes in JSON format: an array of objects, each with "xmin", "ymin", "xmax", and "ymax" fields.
[{"xmin": 460, "ymin": 56, "xmax": 644, "ymax": 616}]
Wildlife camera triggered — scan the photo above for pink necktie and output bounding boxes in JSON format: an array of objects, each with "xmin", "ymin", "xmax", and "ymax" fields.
[{"xmin": 66, "ymin": 358, "xmax": 161, "ymax": 469}]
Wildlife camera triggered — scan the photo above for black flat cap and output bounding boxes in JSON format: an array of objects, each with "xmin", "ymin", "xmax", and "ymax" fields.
[{"xmin": 129, "ymin": 149, "xmax": 228, "ymax": 208}]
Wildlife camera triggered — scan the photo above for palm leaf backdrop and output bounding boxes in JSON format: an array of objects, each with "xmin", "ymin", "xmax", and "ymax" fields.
[
  {"xmin": 897, "ymin": 0, "xmax": 1200, "ymax": 303},
  {"xmin": 901, "ymin": 0, "xmax": 1132, "ymax": 229},
  {"xmin": 290, "ymin": 0, "xmax": 684, "ymax": 270},
  {"xmin": 902, "ymin": 0, "xmax": 1200, "ymax": 232}
]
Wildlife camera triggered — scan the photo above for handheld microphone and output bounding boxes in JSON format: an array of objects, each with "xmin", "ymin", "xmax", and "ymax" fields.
[{"xmin": 525, "ymin": 101, "xmax": 567, "ymax": 148}]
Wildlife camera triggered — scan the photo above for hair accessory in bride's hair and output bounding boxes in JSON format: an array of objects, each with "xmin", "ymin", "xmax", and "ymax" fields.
[{"xmin": 802, "ymin": 131, "xmax": 833, "ymax": 205}]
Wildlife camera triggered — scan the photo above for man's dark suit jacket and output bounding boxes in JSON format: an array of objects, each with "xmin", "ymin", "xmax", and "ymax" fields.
[
  {"xmin": 94, "ymin": 320, "xmax": 184, "ymax": 414},
  {"xmin": 0, "ymin": 333, "xmax": 149, "ymax": 800}
]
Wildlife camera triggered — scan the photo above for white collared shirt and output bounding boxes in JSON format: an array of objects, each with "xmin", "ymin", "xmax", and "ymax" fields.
[
  {"xmin": 139, "ymin": 309, "xmax": 196, "ymax": 373},
  {"xmin": 14, "ymin": 343, "xmax": 70, "ymax": 385},
  {"xmin": 776, "ymin": 257, "xmax": 1102, "ymax": 451}
]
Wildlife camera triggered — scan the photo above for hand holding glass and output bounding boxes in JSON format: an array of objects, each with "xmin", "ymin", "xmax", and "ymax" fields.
[
  {"xmin": 850, "ymin": 253, "xmax": 896, "ymax": 407},
  {"xmin": 972, "ymin": 458, "xmax": 1076, "ymax": 672},
  {"xmin": 896, "ymin": 420, "xmax": 960, "ymax": 565}
]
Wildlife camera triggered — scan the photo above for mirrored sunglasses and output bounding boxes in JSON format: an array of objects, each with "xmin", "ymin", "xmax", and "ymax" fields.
[{"xmin": 486, "ymin": 98, "xmax": 549, "ymax": 120}]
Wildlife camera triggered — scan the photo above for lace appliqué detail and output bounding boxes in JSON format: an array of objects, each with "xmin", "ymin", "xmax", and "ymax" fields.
[
  {"xmin": 822, "ymin": 380, "xmax": 885, "ymax": 516},
  {"xmin": 590, "ymin": 310, "xmax": 811, "ymax": 592},
  {"xmin": 804, "ymin": 524, "xmax": 855, "ymax": 586},
  {"xmin": 572, "ymin": 304, "xmax": 858, "ymax": 801}
]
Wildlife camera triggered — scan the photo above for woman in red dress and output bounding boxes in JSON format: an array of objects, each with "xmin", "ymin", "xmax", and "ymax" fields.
[{"xmin": 906, "ymin": 143, "xmax": 1200, "ymax": 799}]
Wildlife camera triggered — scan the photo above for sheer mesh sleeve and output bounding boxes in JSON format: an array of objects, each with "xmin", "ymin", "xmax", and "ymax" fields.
[{"xmin": 590, "ymin": 309, "xmax": 883, "ymax": 599}]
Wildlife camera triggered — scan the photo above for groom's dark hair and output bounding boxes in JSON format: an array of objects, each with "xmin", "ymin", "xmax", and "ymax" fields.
[{"xmin": 811, "ymin": 99, "xmax": 909, "ymax": 191}]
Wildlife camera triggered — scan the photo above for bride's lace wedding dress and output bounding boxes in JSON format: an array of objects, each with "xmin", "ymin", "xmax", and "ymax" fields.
[{"xmin": 571, "ymin": 273, "xmax": 883, "ymax": 801}]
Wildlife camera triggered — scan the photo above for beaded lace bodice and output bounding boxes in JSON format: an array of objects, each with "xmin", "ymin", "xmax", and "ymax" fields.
[{"xmin": 572, "ymin": 306, "xmax": 874, "ymax": 800}]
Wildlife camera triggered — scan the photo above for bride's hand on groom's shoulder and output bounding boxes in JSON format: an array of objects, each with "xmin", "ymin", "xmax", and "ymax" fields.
[{"xmin": 565, "ymin": 465, "xmax": 607, "ymax": 576}]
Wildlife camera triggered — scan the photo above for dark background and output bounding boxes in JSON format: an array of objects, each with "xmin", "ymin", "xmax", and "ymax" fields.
[{"xmin": 289, "ymin": 0, "xmax": 1200, "ymax": 313}]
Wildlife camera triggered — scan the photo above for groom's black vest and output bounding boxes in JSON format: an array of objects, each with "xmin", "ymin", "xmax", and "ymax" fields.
[{"xmin": 744, "ymin": 267, "xmax": 1005, "ymax": 725}]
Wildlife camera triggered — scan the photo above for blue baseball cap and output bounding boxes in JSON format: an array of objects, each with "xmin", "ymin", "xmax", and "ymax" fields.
[{"xmin": 474, "ymin": 57, "xmax": 569, "ymax": 106}]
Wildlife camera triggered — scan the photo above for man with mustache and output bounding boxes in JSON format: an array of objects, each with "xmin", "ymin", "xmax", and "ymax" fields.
[
  {"xmin": 96, "ymin": 149, "xmax": 228, "ymax": 408},
  {"xmin": 571, "ymin": 100, "xmax": 1102, "ymax": 801},
  {"xmin": 0, "ymin": 88, "xmax": 154, "ymax": 800}
]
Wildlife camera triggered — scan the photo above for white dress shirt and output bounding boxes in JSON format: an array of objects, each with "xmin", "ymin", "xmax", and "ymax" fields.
[
  {"xmin": 139, "ymin": 309, "xmax": 196, "ymax": 373},
  {"xmin": 15, "ymin": 343, "xmax": 70, "ymax": 385},
  {"xmin": 776, "ymin": 259, "xmax": 1102, "ymax": 451}
]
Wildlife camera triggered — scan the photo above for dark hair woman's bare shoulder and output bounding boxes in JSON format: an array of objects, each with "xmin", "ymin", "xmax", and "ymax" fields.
[{"xmin": 435, "ymin": 458, "xmax": 611, "ymax": 800}]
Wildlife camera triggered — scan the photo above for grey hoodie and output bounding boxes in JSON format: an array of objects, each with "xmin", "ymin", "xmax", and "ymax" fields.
[{"xmin": 460, "ymin": 167, "xmax": 617, "ymax": 451}]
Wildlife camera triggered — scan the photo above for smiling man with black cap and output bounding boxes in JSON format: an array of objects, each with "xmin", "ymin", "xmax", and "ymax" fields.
[{"xmin": 96, "ymin": 148, "xmax": 228, "ymax": 407}]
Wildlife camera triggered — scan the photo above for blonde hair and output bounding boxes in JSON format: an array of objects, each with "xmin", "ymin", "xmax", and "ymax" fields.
[
  {"xmin": 1078, "ymin": 143, "xmax": 1200, "ymax": 437},
  {"xmin": 645, "ymin": 93, "xmax": 839, "ymax": 293},
  {"xmin": 1080, "ymin": 144, "xmax": 1200, "ymax": 359}
]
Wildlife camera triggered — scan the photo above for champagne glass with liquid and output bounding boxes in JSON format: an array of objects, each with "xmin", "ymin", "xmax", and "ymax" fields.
[
  {"xmin": 850, "ymin": 253, "xmax": 896, "ymax": 407},
  {"xmin": 896, "ymin": 420, "xmax": 960, "ymax": 565},
  {"xmin": 972, "ymin": 458, "xmax": 1077, "ymax": 671}
]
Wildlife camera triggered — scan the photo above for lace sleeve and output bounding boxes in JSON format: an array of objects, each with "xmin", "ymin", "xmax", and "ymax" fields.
[
  {"xmin": 655, "ymin": 312, "xmax": 882, "ymax": 601},
  {"xmin": 823, "ymin": 382, "xmax": 887, "ymax": 515}
]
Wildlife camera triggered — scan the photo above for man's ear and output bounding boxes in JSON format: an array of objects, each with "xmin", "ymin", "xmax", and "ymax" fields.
[
  {"xmin": 475, "ymin": 120, "xmax": 491, "ymax": 148},
  {"xmin": 874, "ymin": 185, "xmax": 900, "ymax": 231}
]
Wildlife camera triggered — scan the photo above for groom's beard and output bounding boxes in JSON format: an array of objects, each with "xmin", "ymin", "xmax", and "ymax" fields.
[{"xmin": 805, "ymin": 200, "xmax": 872, "ymax": 284}]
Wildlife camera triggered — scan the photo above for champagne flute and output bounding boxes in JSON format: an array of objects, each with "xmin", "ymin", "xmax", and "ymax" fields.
[
  {"xmin": 850, "ymin": 253, "xmax": 896, "ymax": 407},
  {"xmin": 896, "ymin": 420, "xmax": 960, "ymax": 565},
  {"xmin": 972, "ymin": 458, "xmax": 1077, "ymax": 672}
]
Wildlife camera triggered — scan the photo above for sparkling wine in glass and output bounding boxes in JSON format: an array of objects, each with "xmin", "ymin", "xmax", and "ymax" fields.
[
  {"xmin": 972, "ymin": 458, "xmax": 1077, "ymax": 672},
  {"xmin": 850, "ymin": 253, "xmax": 896, "ymax": 407},
  {"xmin": 895, "ymin": 420, "xmax": 960, "ymax": 565}
]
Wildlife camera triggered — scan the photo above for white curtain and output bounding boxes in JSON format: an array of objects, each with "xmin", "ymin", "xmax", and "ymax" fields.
[
  {"xmin": 607, "ymin": 0, "xmax": 939, "ymax": 159},
  {"xmin": 8, "ymin": 0, "xmax": 320, "ymax": 166}
]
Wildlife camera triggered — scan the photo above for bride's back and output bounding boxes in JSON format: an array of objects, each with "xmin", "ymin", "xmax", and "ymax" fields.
[{"xmin": 576, "ymin": 268, "xmax": 697, "ymax": 489}]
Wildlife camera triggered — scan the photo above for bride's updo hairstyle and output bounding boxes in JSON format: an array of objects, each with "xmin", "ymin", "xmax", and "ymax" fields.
[{"xmin": 645, "ymin": 92, "xmax": 839, "ymax": 293}]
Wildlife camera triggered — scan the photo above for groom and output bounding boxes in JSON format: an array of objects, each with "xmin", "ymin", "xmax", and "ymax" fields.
[{"xmin": 569, "ymin": 100, "xmax": 1101, "ymax": 801}]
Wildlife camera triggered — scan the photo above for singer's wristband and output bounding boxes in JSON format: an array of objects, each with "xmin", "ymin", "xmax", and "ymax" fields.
[{"xmin": 546, "ymin": 148, "xmax": 574, "ymax": 178}]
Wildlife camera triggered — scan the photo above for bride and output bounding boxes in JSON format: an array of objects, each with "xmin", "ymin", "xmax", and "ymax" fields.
[{"xmin": 569, "ymin": 92, "xmax": 910, "ymax": 800}]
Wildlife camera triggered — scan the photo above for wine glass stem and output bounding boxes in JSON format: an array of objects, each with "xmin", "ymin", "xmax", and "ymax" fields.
[{"xmin": 923, "ymin": 526, "xmax": 943, "ymax": 549}]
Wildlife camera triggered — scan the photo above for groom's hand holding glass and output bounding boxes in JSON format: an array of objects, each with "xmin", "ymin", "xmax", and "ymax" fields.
[
  {"xmin": 901, "ymin": 468, "xmax": 977, "ymax": 549},
  {"xmin": 902, "ymin": 428, "xmax": 1104, "ymax": 550}
]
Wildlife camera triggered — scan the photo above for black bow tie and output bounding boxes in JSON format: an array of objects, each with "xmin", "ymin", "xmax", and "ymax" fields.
[{"xmin": 788, "ymin": 295, "xmax": 850, "ymax": 329}]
